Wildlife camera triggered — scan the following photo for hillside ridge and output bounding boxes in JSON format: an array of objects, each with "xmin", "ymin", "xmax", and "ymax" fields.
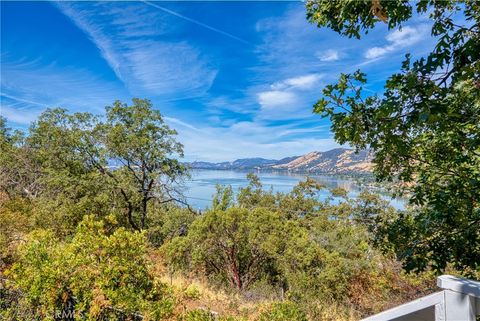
[{"xmin": 188, "ymin": 148, "xmax": 373, "ymax": 174}]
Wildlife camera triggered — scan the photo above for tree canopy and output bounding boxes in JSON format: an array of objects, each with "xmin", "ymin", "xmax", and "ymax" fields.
[
  {"xmin": 0, "ymin": 98, "xmax": 188, "ymax": 233},
  {"xmin": 307, "ymin": 0, "xmax": 480, "ymax": 273},
  {"xmin": 160, "ymin": 175, "xmax": 433, "ymax": 319}
]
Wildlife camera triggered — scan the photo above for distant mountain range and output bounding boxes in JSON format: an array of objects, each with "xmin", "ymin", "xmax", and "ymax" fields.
[{"xmin": 187, "ymin": 148, "xmax": 374, "ymax": 174}]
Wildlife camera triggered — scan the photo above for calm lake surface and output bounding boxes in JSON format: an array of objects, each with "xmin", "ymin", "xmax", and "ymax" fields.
[{"xmin": 183, "ymin": 169, "xmax": 405, "ymax": 210}]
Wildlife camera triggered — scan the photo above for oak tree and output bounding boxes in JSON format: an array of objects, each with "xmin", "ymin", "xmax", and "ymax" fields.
[{"xmin": 307, "ymin": 0, "xmax": 480, "ymax": 273}]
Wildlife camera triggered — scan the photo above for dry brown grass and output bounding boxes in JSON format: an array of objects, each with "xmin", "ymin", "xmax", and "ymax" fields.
[{"xmin": 146, "ymin": 241, "xmax": 439, "ymax": 321}]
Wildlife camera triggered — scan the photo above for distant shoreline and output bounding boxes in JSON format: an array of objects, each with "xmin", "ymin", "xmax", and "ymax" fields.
[
  {"xmin": 185, "ymin": 148, "xmax": 374, "ymax": 175},
  {"xmin": 188, "ymin": 166, "xmax": 376, "ymax": 179},
  {"xmin": 184, "ymin": 169, "xmax": 406, "ymax": 210}
]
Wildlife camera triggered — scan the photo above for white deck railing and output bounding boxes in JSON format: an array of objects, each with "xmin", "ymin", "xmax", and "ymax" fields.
[{"xmin": 362, "ymin": 275, "xmax": 480, "ymax": 321}]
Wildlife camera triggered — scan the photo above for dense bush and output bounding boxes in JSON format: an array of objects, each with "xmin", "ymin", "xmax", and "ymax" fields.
[
  {"xmin": 160, "ymin": 176, "xmax": 433, "ymax": 319},
  {"xmin": 258, "ymin": 301, "xmax": 307, "ymax": 321},
  {"xmin": 181, "ymin": 309, "xmax": 216, "ymax": 321},
  {"xmin": 3, "ymin": 216, "xmax": 175, "ymax": 320}
]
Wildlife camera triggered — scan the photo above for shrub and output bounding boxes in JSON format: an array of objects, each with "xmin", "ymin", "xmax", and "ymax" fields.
[
  {"xmin": 258, "ymin": 301, "xmax": 307, "ymax": 321},
  {"xmin": 0, "ymin": 197, "xmax": 33, "ymax": 268},
  {"xmin": 5, "ymin": 215, "xmax": 175, "ymax": 319},
  {"xmin": 182, "ymin": 308, "xmax": 216, "ymax": 321},
  {"xmin": 184, "ymin": 284, "xmax": 201, "ymax": 300}
]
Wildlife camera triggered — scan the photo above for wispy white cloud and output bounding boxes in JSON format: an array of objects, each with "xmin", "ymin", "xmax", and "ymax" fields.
[
  {"xmin": 277, "ymin": 125, "xmax": 330, "ymax": 138},
  {"xmin": 271, "ymin": 73, "xmax": 322, "ymax": 91},
  {"xmin": 0, "ymin": 56, "xmax": 125, "ymax": 125},
  {"xmin": 123, "ymin": 40, "xmax": 217, "ymax": 95},
  {"xmin": 250, "ymin": 6, "xmax": 354, "ymax": 123},
  {"xmin": 365, "ymin": 25, "xmax": 429, "ymax": 59},
  {"xmin": 143, "ymin": 1, "xmax": 250, "ymax": 45},
  {"xmin": 56, "ymin": 3, "xmax": 124, "ymax": 83},
  {"xmin": 204, "ymin": 95, "xmax": 258, "ymax": 116},
  {"xmin": 2, "ymin": 2, "xmax": 437, "ymax": 161},
  {"xmin": 56, "ymin": 2, "xmax": 217, "ymax": 99},
  {"xmin": 185, "ymin": 132, "xmax": 343, "ymax": 162},
  {"xmin": 0, "ymin": 93, "xmax": 45, "ymax": 107},
  {"xmin": 254, "ymin": 72, "xmax": 323, "ymax": 120},
  {"xmin": 258, "ymin": 90, "xmax": 297, "ymax": 109},
  {"xmin": 316, "ymin": 49, "xmax": 340, "ymax": 62},
  {"xmin": 0, "ymin": 104, "xmax": 41, "ymax": 125},
  {"xmin": 171, "ymin": 118, "xmax": 341, "ymax": 162},
  {"xmin": 164, "ymin": 116, "xmax": 200, "ymax": 131},
  {"xmin": 254, "ymin": 6, "xmax": 354, "ymax": 80},
  {"xmin": 365, "ymin": 47, "xmax": 390, "ymax": 60}
]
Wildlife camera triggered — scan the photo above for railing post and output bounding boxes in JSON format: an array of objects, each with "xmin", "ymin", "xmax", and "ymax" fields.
[
  {"xmin": 443, "ymin": 290, "xmax": 476, "ymax": 321},
  {"xmin": 434, "ymin": 299, "xmax": 445, "ymax": 321},
  {"xmin": 438, "ymin": 275, "xmax": 479, "ymax": 321},
  {"xmin": 361, "ymin": 275, "xmax": 480, "ymax": 321}
]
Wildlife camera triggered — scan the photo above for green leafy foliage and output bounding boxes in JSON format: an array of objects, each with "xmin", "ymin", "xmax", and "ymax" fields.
[
  {"xmin": 4, "ymin": 215, "xmax": 174, "ymax": 320},
  {"xmin": 0, "ymin": 198, "xmax": 34, "ymax": 268},
  {"xmin": 307, "ymin": 0, "xmax": 480, "ymax": 274},
  {"xmin": 258, "ymin": 301, "xmax": 307, "ymax": 321},
  {"xmin": 161, "ymin": 175, "xmax": 430, "ymax": 318},
  {"xmin": 167, "ymin": 204, "xmax": 282, "ymax": 290},
  {"xmin": 100, "ymin": 99, "xmax": 188, "ymax": 230},
  {"xmin": 145, "ymin": 206, "xmax": 197, "ymax": 247},
  {"xmin": 0, "ymin": 98, "xmax": 188, "ymax": 234},
  {"xmin": 181, "ymin": 309, "xmax": 216, "ymax": 321},
  {"xmin": 0, "ymin": 118, "xmax": 42, "ymax": 200}
]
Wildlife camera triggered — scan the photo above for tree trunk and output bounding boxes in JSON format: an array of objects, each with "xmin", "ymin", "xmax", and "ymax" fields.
[
  {"xmin": 141, "ymin": 194, "xmax": 148, "ymax": 229},
  {"xmin": 230, "ymin": 261, "xmax": 242, "ymax": 290},
  {"xmin": 228, "ymin": 248, "xmax": 242, "ymax": 289}
]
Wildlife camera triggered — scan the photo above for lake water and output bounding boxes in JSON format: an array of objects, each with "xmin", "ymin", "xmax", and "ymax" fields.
[{"xmin": 183, "ymin": 169, "xmax": 405, "ymax": 210}]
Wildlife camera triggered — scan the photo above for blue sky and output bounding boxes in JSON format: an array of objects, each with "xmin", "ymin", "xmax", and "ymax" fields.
[{"xmin": 1, "ymin": 1, "xmax": 436, "ymax": 162}]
